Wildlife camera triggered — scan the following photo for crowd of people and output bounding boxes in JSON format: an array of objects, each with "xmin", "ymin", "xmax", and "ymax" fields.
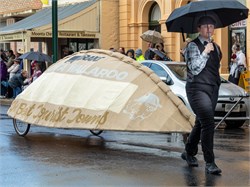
[
  {"xmin": 109, "ymin": 42, "xmax": 171, "ymax": 62},
  {"xmin": 0, "ymin": 40, "xmax": 246, "ymax": 99},
  {"xmin": 0, "ymin": 49, "xmax": 44, "ymax": 99}
]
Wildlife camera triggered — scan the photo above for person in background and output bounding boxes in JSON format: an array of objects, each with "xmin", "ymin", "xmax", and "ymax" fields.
[
  {"xmin": 118, "ymin": 47, "xmax": 126, "ymax": 55},
  {"xmin": 228, "ymin": 44, "xmax": 238, "ymax": 84},
  {"xmin": 135, "ymin": 49, "xmax": 145, "ymax": 62},
  {"xmin": 126, "ymin": 49, "xmax": 135, "ymax": 60},
  {"xmin": 182, "ymin": 16, "xmax": 222, "ymax": 175},
  {"xmin": 153, "ymin": 54, "xmax": 163, "ymax": 61},
  {"xmin": 7, "ymin": 58, "xmax": 21, "ymax": 80},
  {"xmin": 0, "ymin": 55, "xmax": 8, "ymax": 97},
  {"xmin": 144, "ymin": 42, "xmax": 155, "ymax": 60},
  {"xmin": 62, "ymin": 47, "xmax": 74, "ymax": 58},
  {"xmin": 29, "ymin": 62, "xmax": 42, "ymax": 83},
  {"xmin": 8, "ymin": 70, "xmax": 28, "ymax": 98},
  {"xmin": 228, "ymin": 44, "xmax": 246, "ymax": 85},
  {"xmin": 235, "ymin": 43, "xmax": 246, "ymax": 72},
  {"xmin": 155, "ymin": 43, "xmax": 166, "ymax": 53},
  {"xmin": 5, "ymin": 50, "xmax": 16, "ymax": 68},
  {"xmin": 0, "ymin": 49, "xmax": 8, "ymax": 62},
  {"xmin": 109, "ymin": 47, "xmax": 116, "ymax": 52},
  {"xmin": 180, "ymin": 38, "xmax": 192, "ymax": 61},
  {"xmin": 15, "ymin": 52, "xmax": 23, "ymax": 73}
]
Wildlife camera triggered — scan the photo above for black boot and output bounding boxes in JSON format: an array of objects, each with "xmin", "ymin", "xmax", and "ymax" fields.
[
  {"xmin": 205, "ymin": 162, "xmax": 222, "ymax": 175},
  {"xmin": 181, "ymin": 151, "xmax": 198, "ymax": 167}
]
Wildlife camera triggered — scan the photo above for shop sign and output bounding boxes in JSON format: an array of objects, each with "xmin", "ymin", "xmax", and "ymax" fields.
[
  {"xmin": 30, "ymin": 31, "xmax": 96, "ymax": 38},
  {"xmin": 0, "ymin": 33, "xmax": 23, "ymax": 41},
  {"xmin": 230, "ymin": 20, "xmax": 247, "ymax": 29}
]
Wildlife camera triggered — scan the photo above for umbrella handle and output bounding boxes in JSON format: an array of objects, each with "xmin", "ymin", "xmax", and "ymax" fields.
[
  {"xmin": 181, "ymin": 28, "xmax": 185, "ymax": 42},
  {"xmin": 206, "ymin": 25, "xmax": 212, "ymax": 42}
]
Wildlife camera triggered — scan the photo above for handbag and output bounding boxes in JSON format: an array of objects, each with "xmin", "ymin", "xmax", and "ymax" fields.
[{"xmin": 238, "ymin": 65, "xmax": 245, "ymax": 73}]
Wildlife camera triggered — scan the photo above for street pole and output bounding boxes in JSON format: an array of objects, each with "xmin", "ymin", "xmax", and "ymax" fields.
[{"xmin": 52, "ymin": 0, "xmax": 58, "ymax": 63}]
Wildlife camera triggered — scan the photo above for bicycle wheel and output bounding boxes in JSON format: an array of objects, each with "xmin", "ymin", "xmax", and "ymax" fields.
[
  {"xmin": 13, "ymin": 118, "xmax": 30, "ymax": 136},
  {"xmin": 90, "ymin": 130, "xmax": 103, "ymax": 136}
]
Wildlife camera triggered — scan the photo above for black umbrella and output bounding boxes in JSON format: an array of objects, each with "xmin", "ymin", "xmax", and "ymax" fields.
[{"xmin": 166, "ymin": 0, "xmax": 249, "ymax": 35}]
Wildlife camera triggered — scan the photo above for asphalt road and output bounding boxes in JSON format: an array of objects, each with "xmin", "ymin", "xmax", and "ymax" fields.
[{"xmin": 0, "ymin": 105, "xmax": 249, "ymax": 187}]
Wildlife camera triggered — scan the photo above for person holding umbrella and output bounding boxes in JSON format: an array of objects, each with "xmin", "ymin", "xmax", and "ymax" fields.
[
  {"xmin": 181, "ymin": 16, "xmax": 222, "ymax": 175},
  {"xmin": 165, "ymin": 0, "xmax": 249, "ymax": 175}
]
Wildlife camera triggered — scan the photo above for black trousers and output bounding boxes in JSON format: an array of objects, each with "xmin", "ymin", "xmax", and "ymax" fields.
[{"xmin": 185, "ymin": 82, "xmax": 219, "ymax": 163}]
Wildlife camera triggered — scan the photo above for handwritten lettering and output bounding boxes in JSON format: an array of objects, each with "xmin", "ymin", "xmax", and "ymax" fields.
[
  {"xmin": 11, "ymin": 102, "xmax": 108, "ymax": 125},
  {"xmin": 67, "ymin": 109, "xmax": 109, "ymax": 125},
  {"xmin": 16, "ymin": 103, "xmax": 35, "ymax": 116},
  {"xmin": 33, "ymin": 105, "xmax": 69, "ymax": 122}
]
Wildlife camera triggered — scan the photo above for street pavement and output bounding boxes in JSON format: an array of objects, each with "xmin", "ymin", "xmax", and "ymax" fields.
[{"xmin": 0, "ymin": 104, "xmax": 250, "ymax": 187}]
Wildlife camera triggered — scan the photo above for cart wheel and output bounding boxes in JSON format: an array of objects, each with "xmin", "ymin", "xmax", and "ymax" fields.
[
  {"xmin": 90, "ymin": 130, "xmax": 103, "ymax": 136},
  {"xmin": 13, "ymin": 118, "xmax": 30, "ymax": 136}
]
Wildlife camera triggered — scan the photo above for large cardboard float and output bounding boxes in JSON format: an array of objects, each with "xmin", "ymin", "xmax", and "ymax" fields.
[{"xmin": 8, "ymin": 49, "xmax": 195, "ymax": 134}]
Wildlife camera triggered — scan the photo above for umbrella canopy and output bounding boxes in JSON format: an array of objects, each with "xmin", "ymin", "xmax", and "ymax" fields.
[
  {"xmin": 140, "ymin": 30, "xmax": 164, "ymax": 44},
  {"xmin": 19, "ymin": 51, "xmax": 52, "ymax": 62},
  {"xmin": 8, "ymin": 49, "xmax": 194, "ymax": 133},
  {"xmin": 166, "ymin": 0, "xmax": 249, "ymax": 34}
]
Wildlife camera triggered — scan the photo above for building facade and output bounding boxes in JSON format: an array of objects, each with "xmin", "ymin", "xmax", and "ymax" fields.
[
  {"xmin": 0, "ymin": 0, "xmax": 249, "ymax": 74},
  {"xmin": 0, "ymin": 0, "xmax": 43, "ymax": 51},
  {"xmin": 118, "ymin": 0, "xmax": 249, "ymax": 74}
]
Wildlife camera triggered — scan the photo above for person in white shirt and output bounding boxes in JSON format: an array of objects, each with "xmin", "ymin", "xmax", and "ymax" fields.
[
  {"xmin": 228, "ymin": 44, "xmax": 246, "ymax": 85},
  {"xmin": 7, "ymin": 58, "xmax": 20, "ymax": 80}
]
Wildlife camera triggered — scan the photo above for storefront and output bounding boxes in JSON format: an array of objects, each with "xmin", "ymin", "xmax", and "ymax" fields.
[
  {"xmin": 0, "ymin": 0, "xmax": 119, "ymax": 59},
  {"xmin": 1, "ymin": 0, "xmax": 249, "ymax": 74}
]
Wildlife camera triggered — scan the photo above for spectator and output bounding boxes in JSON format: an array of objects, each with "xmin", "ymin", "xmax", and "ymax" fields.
[
  {"xmin": 62, "ymin": 47, "xmax": 74, "ymax": 58},
  {"xmin": 126, "ymin": 49, "xmax": 135, "ymax": 60},
  {"xmin": 228, "ymin": 44, "xmax": 238, "ymax": 84},
  {"xmin": 0, "ymin": 49, "xmax": 8, "ymax": 62},
  {"xmin": 118, "ymin": 47, "xmax": 126, "ymax": 55},
  {"xmin": 109, "ymin": 47, "xmax": 116, "ymax": 52},
  {"xmin": 180, "ymin": 38, "xmax": 192, "ymax": 61},
  {"xmin": 153, "ymin": 54, "xmax": 163, "ymax": 61},
  {"xmin": 135, "ymin": 49, "xmax": 145, "ymax": 62},
  {"xmin": 0, "ymin": 56, "xmax": 8, "ymax": 97},
  {"xmin": 8, "ymin": 70, "xmax": 28, "ymax": 98},
  {"xmin": 7, "ymin": 58, "xmax": 20, "ymax": 80},
  {"xmin": 15, "ymin": 52, "xmax": 23, "ymax": 73},
  {"xmin": 29, "ymin": 62, "xmax": 42, "ymax": 83},
  {"xmin": 144, "ymin": 42, "xmax": 155, "ymax": 60},
  {"xmin": 5, "ymin": 50, "xmax": 16, "ymax": 68},
  {"xmin": 155, "ymin": 43, "xmax": 166, "ymax": 53},
  {"xmin": 228, "ymin": 44, "xmax": 246, "ymax": 85}
]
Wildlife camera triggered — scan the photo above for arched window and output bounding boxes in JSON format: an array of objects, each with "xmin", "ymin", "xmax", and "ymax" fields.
[{"xmin": 149, "ymin": 3, "xmax": 161, "ymax": 32}]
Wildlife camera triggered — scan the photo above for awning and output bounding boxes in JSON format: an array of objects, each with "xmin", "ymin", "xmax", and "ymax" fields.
[{"xmin": 0, "ymin": 0, "xmax": 97, "ymax": 34}]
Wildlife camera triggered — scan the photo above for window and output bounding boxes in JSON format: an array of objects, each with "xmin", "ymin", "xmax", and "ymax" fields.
[
  {"xmin": 150, "ymin": 64, "xmax": 173, "ymax": 85},
  {"xmin": 149, "ymin": 3, "xmax": 161, "ymax": 32}
]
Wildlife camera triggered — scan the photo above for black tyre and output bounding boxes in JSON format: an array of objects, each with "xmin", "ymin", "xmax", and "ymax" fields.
[
  {"xmin": 13, "ymin": 118, "xmax": 30, "ymax": 136},
  {"xmin": 90, "ymin": 130, "xmax": 103, "ymax": 136},
  {"xmin": 225, "ymin": 120, "xmax": 245, "ymax": 129}
]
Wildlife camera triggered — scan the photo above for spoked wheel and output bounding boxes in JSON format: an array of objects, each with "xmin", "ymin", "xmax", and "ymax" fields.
[
  {"xmin": 13, "ymin": 118, "xmax": 30, "ymax": 136},
  {"xmin": 90, "ymin": 130, "xmax": 103, "ymax": 136}
]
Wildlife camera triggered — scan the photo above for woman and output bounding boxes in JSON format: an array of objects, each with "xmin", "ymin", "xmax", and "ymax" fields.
[
  {"xmin": 228, "ymin": 44, "xmax": 246, "ymax": 85},
  {"xmin": 126, "ymin": 49, "xmax": 135, "ymax": 60}
]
